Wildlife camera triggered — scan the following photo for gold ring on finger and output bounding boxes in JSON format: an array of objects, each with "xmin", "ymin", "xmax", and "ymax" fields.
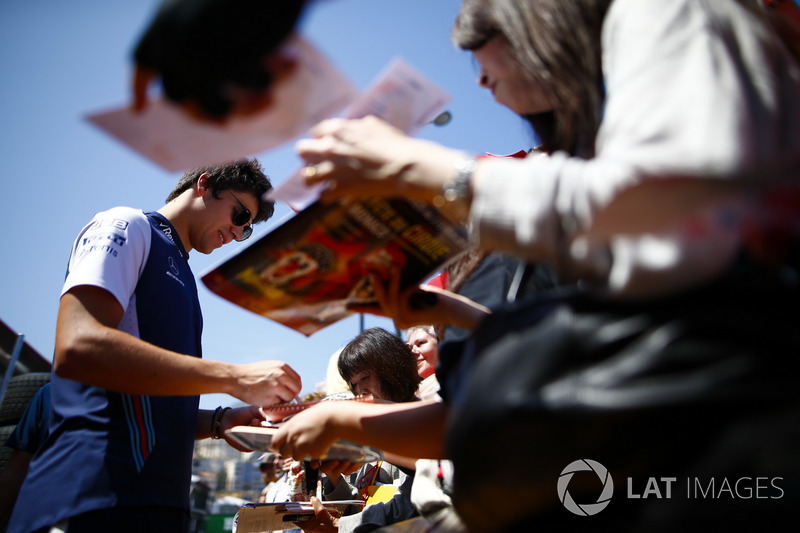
[{"xmin": 303, "ymin": 166, "xmax": 318, "ymax": 179}]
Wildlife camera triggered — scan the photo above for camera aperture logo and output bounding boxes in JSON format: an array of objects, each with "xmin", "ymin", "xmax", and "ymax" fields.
[{"xmin": 558, "ymin": 459, "xmax": 614, "ymax": 516}]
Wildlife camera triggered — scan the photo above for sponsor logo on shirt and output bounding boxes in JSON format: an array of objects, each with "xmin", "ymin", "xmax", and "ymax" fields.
[
  {"xmin": 90, "ymin": 218, "xmax": 129, "ymax": 232},
  {"xmin": 79, "ymin": 220, "xmax": 128, "ymax": 258},
  {"xmin": 158, "ymin": 221, "xmax": 176, "ymax": 245},
  {"xmin": 166, "ymin": 256, "xmax": 185, "ymax": 287}
]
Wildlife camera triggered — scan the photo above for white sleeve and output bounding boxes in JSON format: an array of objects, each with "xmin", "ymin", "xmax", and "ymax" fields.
[
  {"xmin": 62, "ymin": 207, "xmax": 151, "ymax": 311},
  {"xmin": 469, "ymin": 0, "xmax": 800, "ymax": 296}
]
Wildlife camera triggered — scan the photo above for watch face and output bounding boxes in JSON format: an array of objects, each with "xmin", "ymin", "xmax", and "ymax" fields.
[
  {"xmin": 455, "ymin": 157, "xmax": 478, "ymax": 174},
  {"xmin": 437, "ymin": 157, "xmax": 476, "ymax": 208},
  {"xmin": 453, "ymin": 158, "xmax": 476, "ymax": 196}
]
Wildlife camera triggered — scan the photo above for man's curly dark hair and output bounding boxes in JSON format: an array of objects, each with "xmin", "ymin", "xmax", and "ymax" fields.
[{"xmin": 166, "ymin": 158, "xmax": 275, "ymax": 223}]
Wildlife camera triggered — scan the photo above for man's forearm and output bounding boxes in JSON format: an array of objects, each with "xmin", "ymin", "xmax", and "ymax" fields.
[{"xmin": 55, "ymin": 323, "xmax": 236, "ymax": 397}]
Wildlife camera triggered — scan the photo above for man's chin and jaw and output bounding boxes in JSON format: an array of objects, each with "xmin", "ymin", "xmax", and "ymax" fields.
[{"xmin": 191, "ymin": 230, "xmax": 226, "ymax": 255}]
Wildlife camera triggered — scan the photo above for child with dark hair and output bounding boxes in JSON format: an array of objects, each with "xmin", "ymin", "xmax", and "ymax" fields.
[
  {"xmin": 300, "ymin": 328, "xmax": 421, "ymax": 533},
  {"xmin": 338, "ymin": 327, "xmax": 421, "ymax": 404}
]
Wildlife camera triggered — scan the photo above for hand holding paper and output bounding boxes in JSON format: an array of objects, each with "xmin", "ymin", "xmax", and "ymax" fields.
[{"xmin": 269, "ymin": 57, "xmax": 452, "ymax": 210}]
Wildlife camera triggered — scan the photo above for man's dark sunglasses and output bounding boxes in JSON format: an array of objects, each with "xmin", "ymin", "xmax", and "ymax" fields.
[{"xmin": 228, "ymin": 190, "xmax": 253, "ymax": 241}]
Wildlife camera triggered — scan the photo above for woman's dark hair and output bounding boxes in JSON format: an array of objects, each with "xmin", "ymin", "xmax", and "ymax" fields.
[
  {"xmin": 338, "ymin": 327, "xmax": 421, "ymax": 403},
  {"xmin": 452, "ymin": 0, "xmax": 613, "ymax": 156},
  {"xmin": 165, "ymin": 158, "xmax": 275, "ymax": 223}
]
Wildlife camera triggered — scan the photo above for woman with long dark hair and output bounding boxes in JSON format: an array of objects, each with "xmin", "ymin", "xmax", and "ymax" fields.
[{"xmin": 277, "ymin": 2, "xmax": 800, "ymax": 530}]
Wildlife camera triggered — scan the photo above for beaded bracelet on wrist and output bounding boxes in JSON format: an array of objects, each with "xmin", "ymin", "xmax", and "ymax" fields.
[{"xmin": 211, "ymin": 406, "xmax": 232, "ymax": 439}]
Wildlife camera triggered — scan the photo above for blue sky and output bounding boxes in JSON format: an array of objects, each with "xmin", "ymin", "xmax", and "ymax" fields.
[{"xmin": 0, "ymin": 0, "xmax": 535, "ymax": 409}]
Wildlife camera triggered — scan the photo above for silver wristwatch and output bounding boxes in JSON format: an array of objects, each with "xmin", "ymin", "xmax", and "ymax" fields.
[{"xmin": 433, "ymin": 157, "xmax": 477, "ymax": 219}]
